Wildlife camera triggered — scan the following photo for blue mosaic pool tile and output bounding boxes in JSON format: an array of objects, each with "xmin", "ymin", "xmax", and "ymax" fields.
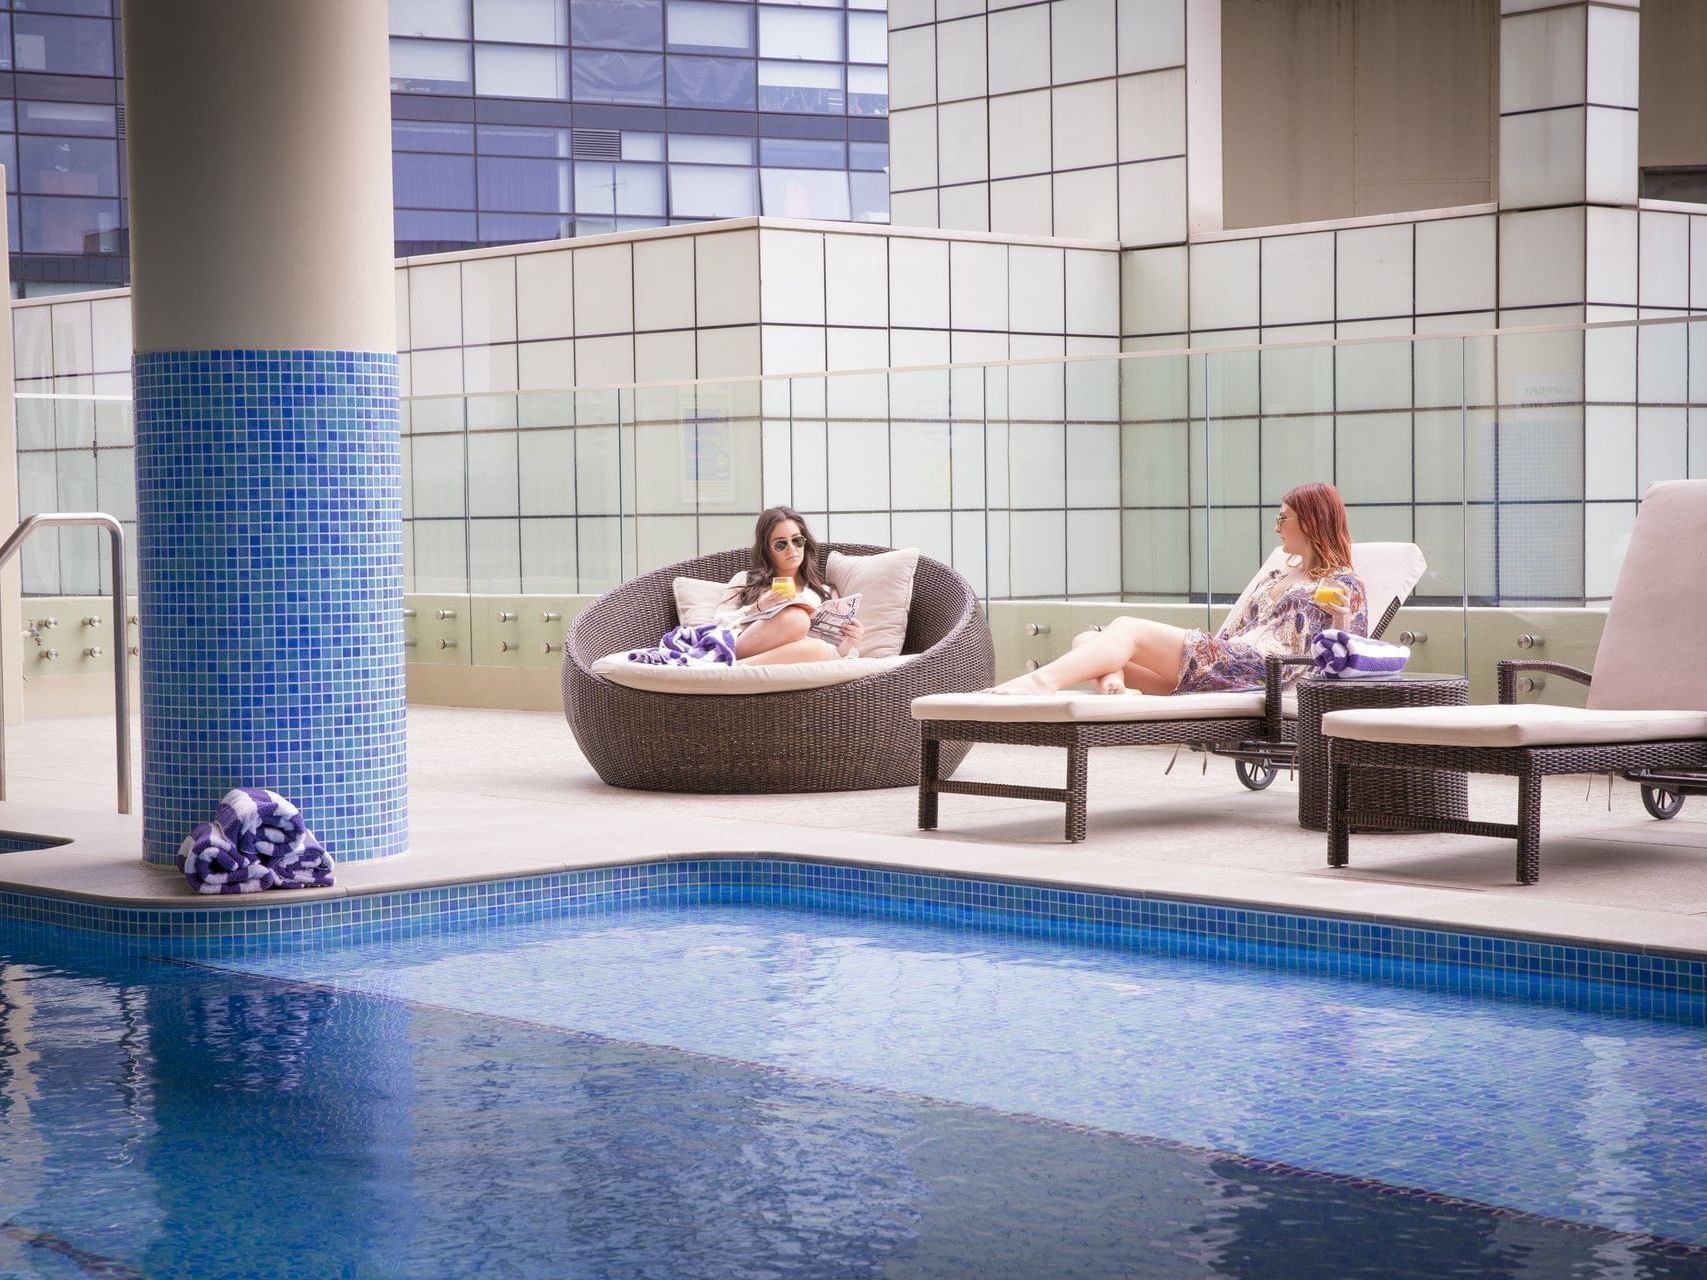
[
  {"xmin": 0, "ymin": 859, "xmax": 1703, "ymax": 1011},
  {"xmin": 133, "ymin": 349, "xmax": 406, "ymax": 865}
]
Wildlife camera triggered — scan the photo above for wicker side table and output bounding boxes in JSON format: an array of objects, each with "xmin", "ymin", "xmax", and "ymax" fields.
[{"xmin": 1296, "ymin": 673, "xmax": 1470, "ymax": 832}]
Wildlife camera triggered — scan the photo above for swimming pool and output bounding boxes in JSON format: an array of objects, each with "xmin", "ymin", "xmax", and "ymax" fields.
[{"xmin": 2, "ymin": 881, "xmax": 1705, "ymax": 1278}]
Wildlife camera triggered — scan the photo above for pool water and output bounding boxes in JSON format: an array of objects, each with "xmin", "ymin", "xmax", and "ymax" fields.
[{"xmin": 3, "ymin": 900, "xmax": 1706, "ymax": 1279}]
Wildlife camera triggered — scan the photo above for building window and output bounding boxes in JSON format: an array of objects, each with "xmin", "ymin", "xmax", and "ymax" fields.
[
  {"xmin": 572, "ymin": 49, "xmax": 665, "ymax": 104},
  {"xmin": 574, "ymin": 160, "xmax": 667, "ymax": 216},
  {"xmin": 757, "ymin": 61, "xmax": 843, "ymax": 114},
  {"xmin": 394, "ymin": 152, "xmax": 477, "ymax": 208},
  {"xmin": 12, "ymin": 13, "xmax": 115, "ymax": 76},
  {"xmin": 758, "ymin": 7, "xmax": 844, "ymax": 62},
  {"xmin": 478, "ymin": 156, "xmax": 572, "ymax": 211},
  {"xmin": 18, "ymin": 136, "xmax": 120, "ymax": 198},
  {"xmin": 570, "ymin": 0, "xmax": 663, "ymax": 51},
  {"xmin": 390, "ymin": 38, "xmax": 474, "ymax": 94},
  {"xmin": 666, "ymin": 54, "xmax": 756, "ymax": 109},
  {"xmin": 668, "ymin": 134, "xmax": 754, "ymax": 165},
  {"xmin": 389, "ymin": 0, "xmax": 472, "ymax": 40},
  {"xmin": 473, "ymin": 0, "xmax": 569, "ymax": 44},
  {"xmin": 475, "ymin": 44, "xmax": 570, "ymax": 97},
  {"xmin": 20, "ymin": 195, "xmax": 123, "ymax": 254},
  {"xmin": 666, "ymin": 1, "xmax": 754, "ymax": 54},
  {"xmin": 668, "ymin": 163, "xmax": 759, "ymax": 216},
  {"xmin": 847, "ymin": 65, "xmax": 886, "ymax": 117},
  {"xmin": 759, "ymin": 167, "xmax": 849, "ymax": 218}
]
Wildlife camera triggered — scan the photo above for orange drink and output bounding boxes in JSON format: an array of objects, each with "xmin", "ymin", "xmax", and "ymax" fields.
[
  {"xmin": 771, "ymin": 576, "xmax": 796, "ymax": 597},
  {"xmin": 1313, "ymin": 581, "xmax": 1347, "ymax": 609}
]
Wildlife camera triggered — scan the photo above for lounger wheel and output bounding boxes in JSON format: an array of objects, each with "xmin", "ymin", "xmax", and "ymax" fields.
[
  {"xmin": 1235, "ymin": 759, "xmax": 1278, "ymax": 791},
  {"xmin": 1640, "ymin": 785, "xmax": 1685, "ymax": 820}
]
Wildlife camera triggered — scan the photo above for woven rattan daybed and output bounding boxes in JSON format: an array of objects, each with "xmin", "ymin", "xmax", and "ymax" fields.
[
  {"xmin": 564, "ymin": 544, "xmax": 994, "ymax": 793},
  {"xmin": 1324, "ymin": 479, "xmax": 1707, "ymax": 884}
]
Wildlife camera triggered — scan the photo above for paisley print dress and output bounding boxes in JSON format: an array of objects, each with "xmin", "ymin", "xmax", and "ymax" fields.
[{"xmin": 1172, "ymin": 567, "xmax": 1369, "ymax": 694}]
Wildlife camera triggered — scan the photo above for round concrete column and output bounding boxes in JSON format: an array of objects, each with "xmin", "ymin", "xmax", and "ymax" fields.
[{"xmin": 124, "ymin": 0, "xmax": 406, "ymax": 864}]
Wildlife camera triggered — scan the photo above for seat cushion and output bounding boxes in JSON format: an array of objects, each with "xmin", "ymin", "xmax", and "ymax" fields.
[
  {"xmin": 911, "ymin": 690, "xmax": 1270, "ymax": 723},
  {"xmin": 1323, "ymin": 703, "xmax": 1707, "ymax": 748},
  {"xmin": 827, "ymin": 548, "xmax": 918, "ymax": 659},
  {"xmin": 673, "ymin": 573, "xmax": 745, "ymax": 626},
  {"xmin": 593, "ymin": 652, "xmax": 909, "ymax": 694}
]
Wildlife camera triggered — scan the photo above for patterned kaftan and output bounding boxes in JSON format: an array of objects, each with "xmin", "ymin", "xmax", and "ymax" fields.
[{"xmin": 1172, "ymin": 566, "xmax": 1369, "ymax": 694}]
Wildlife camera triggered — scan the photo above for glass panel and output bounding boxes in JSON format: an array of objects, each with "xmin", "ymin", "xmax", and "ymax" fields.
[
  {"xmin": 475, "ymin": 44, "xmax": 570, "ymax": 98},
  {"xmin": 478, "ymin": 211, "xmax": 572, "ymax": 243},
  {"xmin": 667, "ymin": 163, "xmax": 758, "ymax": 217},
  {"xmin": 848, "ymin": 169, "xmax": 886, "ymax": 222},
  {"xmin": 848, "ymin": 140, "xmax": 886, "ymax": 171},
  {"xmin": 395, "ymin": 120, "xmax": 476, "ymax": 153},
  {"xmin": 847, "ymin": 9, "xmax": 884, "ymax": 61},
  {"xmin": 666, "ymin": 0, "xmax": 753, "ymax": 53},
  {"xmin": 759, "ymin": 167, "xmax": 849, "ymax": 218},
  {"xmin": 758, "ymin": 6, "xmax": 842, "ymax": 60},
  {"xmin": 758, "ymin": 137, "xmax": 844, "ymax": 169},
  {"xmin": 389, "ymin": 0, "xmax": 471, "ymax": 38},
  {"xmin": 621, "ymin": 131, "xmax": 665, "ymax": 161},
  {"xmin": 394, "ymin": 208, "xmax": 478, "ymax": 248},
  {"xmin": 17, "ymin": 100, "xmax": 114, "ymax": 136},
  {"xmin": 15, "ymin": 0, "xmax": 114, "ymax": 14},
  {"xmin": 473, "ymin": 0, "xmax": 567, "ymax": 42},
  {"xmin": 846, "ymin": 63, "xmax": 886, "ymax": 116},
  {"xmin": 394, "ymin": 152, "xmax": 476, "ymax": 208},
  {"xmin": 19, "ymin": 195, "xmax": 121, "ymax": 254},
  {"xmin": 665, "ymin": 54, "xmax": 756, "ymax": 109},
  {"xmin": 12, "ymin": 12, "xmax": 113, "ymax": 74},
  {"xmin": 572, "ymin": 49, "xmax": 665, "ymax": 104},
  {"xmin": 390, "ymin": 37, "xmax": 474, "ymax": 94},
  {"xmin": 477, "ymin": 156, "xmax": 571, "ymax": 211},
  {"xmin": 667, "ymin": 133, "xmax": 754, "ymax": 164},
  {"xmin": 573, "ymin": 160, "xmax": 667, "ymax": 215},
  {"xmin": 570, "ymin": 0, "xmax": 662, "ymax": 49},
  {"xmin": 756, "ymin": 60, "xmax": 842, "ymax": 113}
]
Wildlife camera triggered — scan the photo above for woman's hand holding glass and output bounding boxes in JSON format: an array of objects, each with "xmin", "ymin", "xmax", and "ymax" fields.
[{"xmin": 1313, "ymin": 580, "xmax": 1350, "ymax": 630}]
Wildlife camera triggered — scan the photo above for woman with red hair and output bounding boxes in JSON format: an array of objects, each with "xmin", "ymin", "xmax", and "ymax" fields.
[{"xmin": 995, "ymin": 482, "xmax": 1368, "ymax": 695}]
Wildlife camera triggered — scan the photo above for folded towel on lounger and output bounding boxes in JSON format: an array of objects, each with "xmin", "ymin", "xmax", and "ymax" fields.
[
  {"xmin": 177, "ymin": 822, "xmax": 278, "ymax": 895},
  {"xmin": 215, "ymin": 787, "xmax": 307, "ymax": 860},
  {"xmin": 1310, "ymin": 628, "xmax": 1410, "ymax": 679},
  {"xmin": 266, "ymin": 829, "xmax": 336, "ymax": 890},
  {"xmin": 625, "ymin": 622, "xmax": 738, "ymax": 668}
]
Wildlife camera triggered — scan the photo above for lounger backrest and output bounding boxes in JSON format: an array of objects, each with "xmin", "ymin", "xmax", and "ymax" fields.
[
  {"xmin": 1246, "ymin": 541, "xmax": 1425, "ymax": 638},
  {"xmin": 1587, "ymin": 479, "xmax": 1707, "ymax": 712}
]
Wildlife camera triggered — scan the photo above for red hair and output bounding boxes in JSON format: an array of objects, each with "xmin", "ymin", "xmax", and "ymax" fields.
[{"xmin": 1282, "ymin": 482, "xmax": 1353, "ymax": 574}]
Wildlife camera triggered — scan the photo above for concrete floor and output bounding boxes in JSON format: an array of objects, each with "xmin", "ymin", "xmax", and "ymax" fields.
[{"xmin": 3, "ymin": 705, "xmax": 1706, "ymax": 953}]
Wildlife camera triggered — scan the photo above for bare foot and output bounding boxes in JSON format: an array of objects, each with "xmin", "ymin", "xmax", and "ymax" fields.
[
  {"xmin": 990, "ymin": 671, "xmax": 1058, "ymax": 694},
  {"xmin": 1094, "ymin": 671, "xmax": 1127, "ymax": 695}
]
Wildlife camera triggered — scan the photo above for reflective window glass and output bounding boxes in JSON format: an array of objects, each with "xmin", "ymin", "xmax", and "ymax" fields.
[
  {"xmin": 849, "ymin": 169, "xmax": 887, "ymax": 222},
  {"xmin": 760, "ymin": 167, "xmax": 849, "ymax": 218},
  {"xmin": 18, "ymin": 102, "xmax": 113, "ymax": 136},
  {"xmin": 478, "ymin": 211, "xmax": 572, "ymax": 243},
  {"xmin": 668, "ymin": 163, "xmax": 758, "ymax": 217},
  {"xmin": 12, "ymin": 13, "xmax": 112, "ymax": 74},
  {"xmin": 15, "ymin": 0, "xmax": 112, "ymax": 14},
  {"xmin": 394, "ymin": 151, "xmax": 477, "ymax": 208},
  {"xmin": 622, "ymin": 132, "xmax": 665, "ymax": 161},
  {"xmin": 0, "ymin": 102, "xmax": 16, "ymax": 132},
  {"xmin": 395, "ymin": 121, "xmax": 476, "ymax": 153},
  {"xmin": 847, "ymin": 63, "xmax": 885, "ymax": 116},
  {"xmin": 389, "ymin": 0, "xmax": 471, "ymax": 39},
  {"xmin": 666, "ymin": 54, "xmax": 755, "ymax": 109},
  {"xmin": 847, "ymin": 9, "xmax": 884, "ymax": 62},
  {"xmin": 849, "ymin": 140, "xmax": 886, "ymax": 170},
  {"xmin": 475, "ymin": 44, "xmax": 570, "ymax": 97},
  {"xmin": 477, "ymin": 124, "xmax": 572, "ymax": 157},
  {"xmin": 848, "ymin": 0, "xmax": 884, "ymax": 9},
  {"xmin": 477, "ymin": 156, "xmax": 571, "ymax": 211},
  {"xmin": 570, "ymin": 0, "xmax": 662, "ymax": 50},
  {"xmin": 666, "ymin": 0, "xmax": 752, "ymax": 53},
  {"xmin": 757, "ymin": 6, "xmax": 842, "ymax": 60},
  {"xmin": 756, "ymin": 60, "xmax": 842, "ymax": 113},
  {"xmin": 0, "ymin": 23, "xmax": 12, "ymax": 69},
  {"xmin": 19, "ymin": 194, "xmax": 121, "ymax": 253},
  {"xmin": 395, "ymin": 209, "xmax": 479, "ymax": 248},
  {"xmin": 0, "ymin": 137, "xmax": 15, "ymax": 183},
  {"xmin": 667, "ymin": 133, "xmax": 754, "ymax": 164},
  {"xmin": 473, "ymin": 0, "xmax": 567, "ymax": 42},
  {"xmin": 18, "ymin": 135, "xmax": 119, "ymax": 197},
  {"xmin": 390, "ymin": 38, "xmax": 474, "ymax": 94},
  {"xmin": 572, "ymin": 50, "xmax": 665, "ymax": 104},
  {"xmin": 573, "ymin": 160, "xmax": 666, "ymax": 215},
  {"xmin": 759, "ymin": 137, "xmax": 844, "ymax": 169}
]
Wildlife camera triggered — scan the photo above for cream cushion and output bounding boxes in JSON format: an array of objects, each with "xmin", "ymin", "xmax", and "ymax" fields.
[
  {"xmin": 911, "ymin": 689, "xmax": 1295, "ymax": 723},
  {"xmin": 673, "ymin": 573, "xmax": 745, "ymax": 626},
  {"xmin": 827, "ymin": 548, "xmax": 919, "ymax": 659},
  {"xmin": 1323, "ymin": 704, "xmax": 1707, "ymax": 749},
  {"xmin": 593, "ymin": 652, "xmax": 909, "ymax": 694}
]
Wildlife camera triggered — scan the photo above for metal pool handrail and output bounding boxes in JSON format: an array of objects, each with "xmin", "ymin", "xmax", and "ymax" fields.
[{"xmin": 0, "ymin": 513, "xmax": 132, "ymax": 814}]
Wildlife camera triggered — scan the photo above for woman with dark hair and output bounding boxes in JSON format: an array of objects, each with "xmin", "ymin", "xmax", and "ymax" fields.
[
  {"xmin": 995, "ymin": 482, "xmax": 1368, "ymax": 695},
  {"xmin": 719, "ymin": 506, "xmax": 864, "ymax": 665}
]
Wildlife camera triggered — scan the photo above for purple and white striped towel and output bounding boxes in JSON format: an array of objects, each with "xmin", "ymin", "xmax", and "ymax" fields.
[
  {"xmin": 215, "ymin": 787, "xmax": 306, "ymax": 860},
  {"xmin": 1311, "ymin": 628, "xmax": 1410, "ymax": 679},
  {"xmin": 177, "ymin": 823, "xmax": 278, "ymax": 895},
  {"xmin": 625, "ymin": 622, "xmax": 739, "ymax": 668},
  {"xmin": 267, "ymin": 829, "xmax": 336, "ymax": 890}
]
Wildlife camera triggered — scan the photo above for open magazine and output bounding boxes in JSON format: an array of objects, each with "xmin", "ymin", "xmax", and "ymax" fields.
[{"xmin": 807, "ymin": 593, "xmax": 860, "ymax": 645}]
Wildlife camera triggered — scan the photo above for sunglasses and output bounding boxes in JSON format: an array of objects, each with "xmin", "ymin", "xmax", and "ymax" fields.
[{"xmin": 770, "ymin": 535, "xmax": 808, "ymax": 553}]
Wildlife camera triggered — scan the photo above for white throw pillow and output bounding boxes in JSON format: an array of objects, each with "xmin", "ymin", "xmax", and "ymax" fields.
[
  {"xmin": 673, "ymin": 573, "xmax": 746, "ymax": 626},
  {"xmin": 826, "ymin": 548, "xmax": 919, "ymax": 659}
]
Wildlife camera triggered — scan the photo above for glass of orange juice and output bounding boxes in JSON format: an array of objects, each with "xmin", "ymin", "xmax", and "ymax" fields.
[
  {"xmin": 1313, "ymin": 580, "xmax": 1347, "ymax": 609},
  {"xmin": 771, "ymin": 576, "xmax": 796, "ymax": 597}
]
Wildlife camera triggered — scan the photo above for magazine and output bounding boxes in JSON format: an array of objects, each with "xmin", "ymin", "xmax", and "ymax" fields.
[{"xmin": 808, "ymin": 593, "xmax": 861, "ymax": 645}]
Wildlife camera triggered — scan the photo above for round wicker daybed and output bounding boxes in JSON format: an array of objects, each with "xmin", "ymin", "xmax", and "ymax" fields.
[{"xmin": 563, "ymin": 544, "xmax": 993, "ymax": 793}]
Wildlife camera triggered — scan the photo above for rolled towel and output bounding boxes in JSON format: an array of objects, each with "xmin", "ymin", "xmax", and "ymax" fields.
[
  {"xmin": 267, "ymin": 829, "xmax": 336, "ymax": 890},
  {"xmin": 177, "ymin": 824, "xmax": 278, "ymax": 895},
  {"xmin": 215, "ymin": 787, "xmax": 306, "ymax": 860},
  {"xmin": 1311, "ymin": 628, "xmax": 1410, "ymax": 679}
]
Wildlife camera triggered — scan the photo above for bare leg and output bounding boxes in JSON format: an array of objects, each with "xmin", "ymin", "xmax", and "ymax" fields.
[
  {"xmin": 1121, "ymin": 661, "xmax": 1177, "ymax": 695},
  {"xmin": 741, "ymin": 636, "xmax": 838, "ymax": 666},
  {"xmin": 995, "ymin": 617, "xmax": 1187, "ymax": 694},
  {"xmin": 735, "ymin": 604, "xmax": 813, "ymax": 659},
  {"xmin": 1070, "ymin": 631, "xmax": 1125, "ymax": 694}
]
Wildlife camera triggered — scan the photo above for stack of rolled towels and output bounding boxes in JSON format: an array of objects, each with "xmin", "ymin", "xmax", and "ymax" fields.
[
  {"xmin": 1310, "ymin": 628, "xmax": 1410, "ymax": 679},
  {"xmin": 176, "ymin": 788, "xmax": 336, "ymax": 895}
]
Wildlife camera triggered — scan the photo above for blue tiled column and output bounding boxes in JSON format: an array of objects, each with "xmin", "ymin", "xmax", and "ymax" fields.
[{"xmin": 134, "ymin": 351, "xmax": 407, "ymax": 864}]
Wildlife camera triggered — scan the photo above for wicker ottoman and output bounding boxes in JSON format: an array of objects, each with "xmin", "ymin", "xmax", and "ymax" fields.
[{"xmin": 1296, "ymin": 674, "xmax": 1470, "ymax": 831}]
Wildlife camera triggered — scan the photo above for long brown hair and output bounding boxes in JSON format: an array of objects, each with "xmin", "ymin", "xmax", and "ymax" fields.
[
  {"xmin": 735, "ymin": 506, "xmax": 834, "ymax": 605},
  {"xmin": 1282, "ymin": 482, "xmax": 1353, "ymax": 575}
]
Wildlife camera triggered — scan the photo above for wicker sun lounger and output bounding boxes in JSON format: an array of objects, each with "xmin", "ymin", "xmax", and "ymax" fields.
[
  {"xmin": 911, "ymin": 542, "xmax": 1428, "ymax": 842},
  {"xmin": 564, "ymin": 544, "xmax": 994, "ymax": 793},
  {"xmin": 1324, "ymin": 479, "xmax": 1707, "ymax": 884}
]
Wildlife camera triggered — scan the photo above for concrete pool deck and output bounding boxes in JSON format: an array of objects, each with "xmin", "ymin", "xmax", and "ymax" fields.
[{"xmin": 3, "ymin": 705, "xmax": 1706, "ymax": 956}]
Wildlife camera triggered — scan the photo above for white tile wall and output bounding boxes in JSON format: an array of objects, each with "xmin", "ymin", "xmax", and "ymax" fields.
[
  {"xmin": 888, "ymin": 23, "xmax": 938, "ymax": 111},
  {"xmin": 1120, "ymin": 246, "xmax": 1187, "ymax": 336},
  {"xmin": 936, "ymin": 15, "xmax": 988, "ymax": 102},
  {"xmin": 1011, "ymin": 245, "xmax": 1067, "ymax": 333},
  {"xmin": 1260, "ymin": 232, "xmax": 1334, "ymax": 327},
  {"xmin": 888, "ymin": 107, "xmax": 939, "ymax": 192},
  {"xmin": 1116, "ymin": 158, "xmax": 1186, "ymax": 247},
  {"xmin": 1335, "ymin": 224, "xmax": 1413, "ymax": 321},
  {"xmin": 1414, "ymin": 217, "xmax": 1497, "ymax": 315},
  {"xmin": 1189, "ymin": 239, "xmax": 1260, "ymax": 330},
  {"xmin": 759, "ymin": 230, "xmax": 826, "ymax": 326},
  {"xmin": 988, "ymin": 89, "xmax": 1052, "ymax": 180},
  {"xmin": 1052, "ymin": 80, "xmax": 1117, "ymax": 172},
  {"xmin": 461, "ymin": 258, "xmax": 517, "ymax": 345},
  {"xmin": 516, "ymin": 249, "xmax": 575, "ymax": 339},
  {"xmin": 1052, "ymin": 165, "xmax": 1119, "ymax": 241},
  {"xmin": 988, "ymin": 4, "xmax": 1051, "ymax": 94},
  {"xmin": 1117, "ymin": 0, "xmax": 1184, "ymax": 74},
  {"xmin": 633, "ymin": 237, "xmax": 696, "ymax": 331},
  {"xmin": 573, "ymin": 244, "xmax": 635, "ymax": 335},
  {"xmin": 937, "ymin": 99, "xmax": 990, "ymax": 186},
  {"xmin": 1499, "ymin": 6, "xmax": 1585, "ymax": 114},
  {"xmin": 1051, "ymin": 0, "xmax": 1116, "ymax": 84},
  {"xmin": 1117, "ymin": 68, "xmax": 1185, "ymax": 163},
  {"xmin": 1638, "ymin": 212, "xmax": 1690, "ymax": 309}
]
